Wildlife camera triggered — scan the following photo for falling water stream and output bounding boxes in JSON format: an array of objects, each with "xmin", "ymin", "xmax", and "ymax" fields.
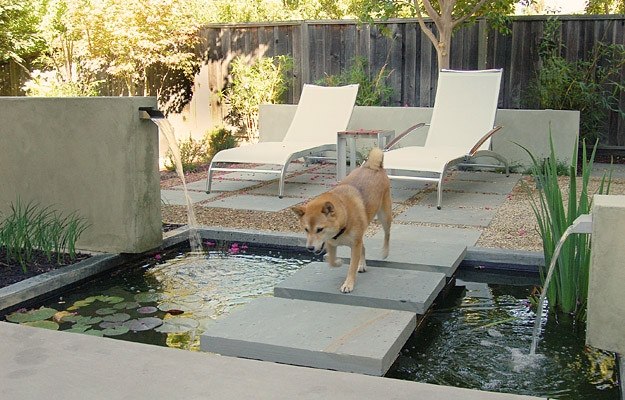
[
  {"xmin": 152, "ymin": 118, "xmax": 202, "ymax": 252},
  {"xmin": 529, "ymin": 216, "xmax": 591, "ymax": 355}
]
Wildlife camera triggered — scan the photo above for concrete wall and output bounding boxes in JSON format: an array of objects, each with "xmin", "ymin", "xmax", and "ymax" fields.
[
  {"xmin": 586, "ymin": 195, "xmax": 625, "ymax": 355},
  {"xmin": 259, "ymin": 105, "xmax": 580, "ymax": 170},
  {"xmin": 0, "ymin": 97, "xmax": 162, "ymax": 254}
]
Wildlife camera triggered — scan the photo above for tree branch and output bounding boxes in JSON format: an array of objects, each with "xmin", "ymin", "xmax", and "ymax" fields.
[
  {"xmin": 453, "ymin": 0, "xmax": 490, "ymax": 29},
  {"xmin": 414, "ymin": 0, "xmax": 442, "ymax": 46}
]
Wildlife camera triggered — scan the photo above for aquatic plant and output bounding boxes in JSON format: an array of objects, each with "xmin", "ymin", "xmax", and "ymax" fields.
[
  {"xmin": 0, "ymin": 199, "xmax": 90, "ymax": 272},
  {"xmin": 519, "ymin": 136, "xmax": 611, "ymax": 320}
]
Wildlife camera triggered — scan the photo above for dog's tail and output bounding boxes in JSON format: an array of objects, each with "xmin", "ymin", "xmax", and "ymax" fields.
[{"xmin": 363, "ymin": 147, "xmax": 384, "ymax": 171}]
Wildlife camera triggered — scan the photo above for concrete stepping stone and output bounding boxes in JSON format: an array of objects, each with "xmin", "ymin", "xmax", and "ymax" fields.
[
  {"xmin": 249, "ymin": 182, "xmax": 330, "ymax": 198},
  {"xmin": 200, "ymin": 297, "xmax": 416, "ymax": 376},
  {"xmin": 396, "ymin": 204, "xmax": 495, "ymax": 227},
  {"xmin": 274, "ymin": 262, "xmax": 445, "ymax": 314},
  {"xmin": 160, "ymin": 189, "xmax": 219, "ymax": 205},
  {"xmin": 183, "ymin": 178, "xmax": 259, "ymax": 192},
  {"xmin": 200, "ymin": 194, "xmax": 303, "ymax": 211},
  {"xmin": 421, "ymin": 190, "xmax": 507, "ymax": 209}
]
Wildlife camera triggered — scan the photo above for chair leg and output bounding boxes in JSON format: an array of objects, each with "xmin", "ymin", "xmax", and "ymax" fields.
[
  {"xmin": 278, "ymin": 162, "xmax": 289, "ymax": 198},
  {"xmin": 206, "ymin": 163, "xmax": 215, "ymax": 194},
  {"xmin": 436, "ymin": 177, "xmax": 443, "ymax": 210}
]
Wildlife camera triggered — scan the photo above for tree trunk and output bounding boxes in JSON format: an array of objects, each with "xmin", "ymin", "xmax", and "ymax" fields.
[{"xmin": 437, "ymin": 30, "xmax": 452, "ymax": 70}]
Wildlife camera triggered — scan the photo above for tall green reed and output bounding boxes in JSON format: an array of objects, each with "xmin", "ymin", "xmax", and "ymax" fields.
[
  {"xmin": 519, "ymin": 136, "xmax": 611, "ymax": 320},
  {"xmin": 0, "ymin": 199, "xmax": 90, "ymax": 273}
]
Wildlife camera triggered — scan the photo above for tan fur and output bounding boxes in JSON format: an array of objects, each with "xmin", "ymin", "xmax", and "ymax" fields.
[{"xmin": 292, "ymin": 148, "xmax": 392, "ymax": 293}]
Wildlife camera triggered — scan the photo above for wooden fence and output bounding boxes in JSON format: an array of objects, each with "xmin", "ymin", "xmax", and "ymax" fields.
[
  {"xmin": 199, "ymin": 15, "xmax": 625, "ymax": 145},
  {"xmin": 2, "ymin": 15, "xmax": 625, "ymax": 144}
]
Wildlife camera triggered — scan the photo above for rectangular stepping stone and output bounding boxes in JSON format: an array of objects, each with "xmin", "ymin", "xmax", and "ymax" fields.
[
  {"xmin": 379, "ymin": 224, "xmax": 481, "ymax": 246},
  {"xmin": 200, "ymin": 297, "xmax": 416, "ymax": 376},
  {"xmin": 161, "ymin": 189, "xmax": 220, "ymax": 205},
  {"xmin": 421, "ymin": 190, "xmax": 506, "ymax": 209},
  {"xmin": 183, "ymin": 178, "xmax": 260, "ymax": 192},
  {"xmin": 337, "ymin": 236, "xmax": 466, "ymax": 277},
  {"xmin": 396, "ymin": 204, "xmax": 495, "ymax": 227},
  {"xmin": 443, "ymin": 179, "xmax": 518, "ymax": 195},
  {"xmin": 288, "ymin": 173, "xmax": 336, "ymax": 185},
  {"xmin": 200, "ymin": 194, "xmax": 304, "ymax": 211},
  {"xmin": 274, "ymin": 262, "xmax": 445, "ymax": 314},
  {"xmin": 249, "ymin": 182, "xmax": 330, "ymax": 198}
]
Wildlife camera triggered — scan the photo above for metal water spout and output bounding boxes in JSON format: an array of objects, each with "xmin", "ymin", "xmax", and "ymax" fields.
[{"xmin": 138, "ymin": 107, "xmax": 165, "ymax": 120}]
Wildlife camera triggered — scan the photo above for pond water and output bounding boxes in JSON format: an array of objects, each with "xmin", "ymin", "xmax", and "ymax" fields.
[
  {"xmin": 3, "ymin": 245, "xmax": 620, "ymax": 398},
  {"xmin": 387, "ymin": 274, "xmax": 620, "ymax": 399}
]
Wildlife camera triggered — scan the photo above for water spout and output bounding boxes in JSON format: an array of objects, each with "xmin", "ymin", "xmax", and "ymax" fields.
[
  {"xmin": 139, "ymin": 107, "xmax": 165, "ymax": 120},
  {"xmin": 529, "ymin": 214, "xmax": 593, "ymax": 355}
]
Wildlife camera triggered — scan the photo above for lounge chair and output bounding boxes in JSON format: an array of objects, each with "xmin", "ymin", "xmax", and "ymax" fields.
[
  {"xmin": 206, "ymin": 84, "xmax": 359, "ymax": 197},
  {"xmin": 383, "ymin": 69, "xmax": 509, "ymax": 209}
]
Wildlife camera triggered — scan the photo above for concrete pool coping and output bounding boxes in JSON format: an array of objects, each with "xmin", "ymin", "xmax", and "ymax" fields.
[{"xmin": 0, "ymin": 226, "xmax": 546, "ymax": 400}]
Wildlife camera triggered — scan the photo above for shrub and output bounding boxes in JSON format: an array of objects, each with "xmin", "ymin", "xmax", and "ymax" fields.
[
  {"xmin": 519, "ymin": 135, "xmax": 611, "ymax": 320},
  {"xmin": 206, "ymin": 126, "xmax": 237, "ymax": 159},
  {"xmin": 164, "ymin": 135, "xmax": 210, "ymax": 173},
  {"xmin": 0, "ymin": 199, "xmax": 90, "ymax": 272},
  {"xmin": 221, "ymin": 55, "xmax": 293, "ymax": 140},
  {"xmin": 525, "ymin": 18, "xmax": 625, "ymax": 142},
  {"xmin": 316, "ymin": 56, "xmax": 394, "ymax": 106}
]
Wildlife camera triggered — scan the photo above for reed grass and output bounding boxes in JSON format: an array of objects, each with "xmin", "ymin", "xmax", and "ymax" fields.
[
  {"xmin": 519, "ymin": 136, "xmax": 611, "ymax": 320},
  {"xmin": 0, "ymin": 199, "xmax": 90, "ymax": 273}
]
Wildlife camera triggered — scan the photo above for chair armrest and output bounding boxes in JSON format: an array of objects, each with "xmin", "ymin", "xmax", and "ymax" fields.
[
  {"xmin": 469, "ymin": 126, "xmax": 503, "ymax": 155},
  {"xmin": 383, "ymin": 123, "xmax": 427, "ymax": 151}
]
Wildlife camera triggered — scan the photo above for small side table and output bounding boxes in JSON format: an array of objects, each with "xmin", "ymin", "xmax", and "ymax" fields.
[{"xmin": 336, "ymin": 129, "xmax": 395, "ymax": 181}]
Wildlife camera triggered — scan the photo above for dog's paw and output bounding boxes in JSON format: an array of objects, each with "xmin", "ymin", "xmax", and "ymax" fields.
[
  {"xmin": 357, "ymin": 261, "xmax": 366, "ymax": 273},
  {"xmin": 340, "ymin": 280, "xmax": 354, "ymax": 293},
  {"xmin": 325, "ymin": 256, "xmax": 343, "ymax": 268}
]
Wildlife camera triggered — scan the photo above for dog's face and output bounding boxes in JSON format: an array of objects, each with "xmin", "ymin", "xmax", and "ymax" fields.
[{"xmin": 292, "ymin": 201, "xmax": 342, "ymax": 254}]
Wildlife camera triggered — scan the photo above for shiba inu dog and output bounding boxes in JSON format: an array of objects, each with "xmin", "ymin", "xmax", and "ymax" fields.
[{"xmin": 292, "ymin": 147, "xmax": 392, "ymax": 293}]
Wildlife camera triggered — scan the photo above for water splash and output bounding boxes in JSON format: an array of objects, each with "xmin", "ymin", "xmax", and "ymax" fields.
[{"xmin": 152, "ymin": 118, "xmax": 202, "ymax": 252}]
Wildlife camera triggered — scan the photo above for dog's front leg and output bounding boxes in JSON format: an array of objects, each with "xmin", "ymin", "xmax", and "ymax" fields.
[
  {"xmin": 325, "ymin": 243, "xmax": 342, "ymax": 267},
  {"xmin": 340, "ymin": 240, "xmax": 362, "ymax": 293}
]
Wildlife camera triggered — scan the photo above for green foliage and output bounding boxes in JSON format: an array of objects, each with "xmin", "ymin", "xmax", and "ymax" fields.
[
  {"xmin": 23, "ymin": 69, "xmax": 101, "ymax": 96},
  {"xmin": 519, "ymin": 136, "xmax": 611, "ymax": 320},
  {"xmin": 164, "ymin": 136, "xmax": 210, "ymax": 173},
  {"xmin": 221, "ymin": 55, "xmax": 293, "ymax": 140},
  {"xmin": 317, "ymin": 56, "xmax": 393, "ymax": 106},
  {"xmin": 0, "ymin": 199, "xmax": 90, "ymax": 272},
  {"xmin": 0, "ymin": 0, "xmax": 46, "ymax": 64},
  {"xmin": 526, "ymin": 18, "xmax": 625, "ymax": 142},
  {"xmin": 585, "ymin": 0, "xmax": 625, "ymax": 14},
  {"xmin": 206, "ymin": 127, "xmax": 237, "ymax": 159}
]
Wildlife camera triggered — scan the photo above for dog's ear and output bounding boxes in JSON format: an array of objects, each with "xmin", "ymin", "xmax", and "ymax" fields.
[
  {"xmin": 322, "ymin": 201, "xmax": 335, "ymax": 216},
  {"xmin": 291, "ymin": 205, "xmax": 306, "ymax": 218}
]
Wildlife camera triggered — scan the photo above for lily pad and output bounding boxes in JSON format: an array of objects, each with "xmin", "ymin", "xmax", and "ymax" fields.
[
  {"xmin": 23, "ymin": 320, "xmax": 59, "ymax": 330},
  {"xmin": 6, "ymin": 307, "xmax": 58, "ymax": 323},
  {"xmin": 113, "ymin": 301, "xmax": 140, "ymax": 310},
  {"xmin": 99, "ymin": 321, "xmax": 123, "ymax": 329},
  {"xmin": 137, "ymin": 306, "xmax": 158, "ymax": 315},
  {"xmin": 62, "ymin": 315, "xmax": 103, "ymax": 325},
  {"xmin": 134, "ymin": 293, "xmax": 159, "ymax": 303},
  {"xmin": 123, "ymin": 317, "xmax": 163, "ymax": 332},
  {"xmin": 65, "ymin": 325, "xmax": 91, "ymax": 333},
  {"xmin": 95, "ymin": 308, "xmax": 117, "ymax": 316},
  {"xmin": 101, "ymin": 325, "xmax": 130, "ymax": 336},
  {"xmin": 154, "ymin": 317, "xmax": 199, "ymax": 333},
  {"xmin": 102, "ymin": 313, "xmax": 131, "ymax": 323},
  {"xmin": 83, "ymin": 329, "xmax": 104, "ymax": 337}
]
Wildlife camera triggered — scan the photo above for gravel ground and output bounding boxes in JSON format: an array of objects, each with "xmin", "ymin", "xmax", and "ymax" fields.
[{"xmin": 161, "ymin": 169, "xmax": 625, "ymax": 253}]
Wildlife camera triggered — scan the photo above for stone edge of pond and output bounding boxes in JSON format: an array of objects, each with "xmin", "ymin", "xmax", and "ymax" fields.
[{"xmin": 0, "ymin": 226, "xmax": 544, "ymax": 314}]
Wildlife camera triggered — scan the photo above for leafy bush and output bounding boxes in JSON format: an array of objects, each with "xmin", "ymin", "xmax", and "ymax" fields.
[
  {"xmin": 0, "ymin": 199, "xmax": 90, "ymax": 272},
  {"xmin": 316, "ymin": 56, "xmax": 393, "ymax": 106},
  {"xmin": 164, "ymin": 135, "xmax": 210, "ymax": 173},
  {"xmin": 221, "ymin": 55, "xmax": 293, "ymax": 140},
  {"xmin": 520, "ymin": 136, "xmax": 611, "ymax": 320},
  {"xmin": 206, "ymin": 126, "xmax": 237, "ymax": 159},
  {"xmin": 525, "ymin": 18, "xmax": 625, "ymax": 142},
  {"xmin": 23, "ymin": 70, "xmax": 101, "ymax": 96}
]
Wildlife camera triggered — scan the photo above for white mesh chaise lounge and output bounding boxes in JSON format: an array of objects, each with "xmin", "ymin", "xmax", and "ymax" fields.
[
  {"xmin": 206, "ymin": 84, "xmax": 359, "ymax": 197},
  {"xmin": 383, "ymin": 69, "xmax": 509, "ymax": 209}
]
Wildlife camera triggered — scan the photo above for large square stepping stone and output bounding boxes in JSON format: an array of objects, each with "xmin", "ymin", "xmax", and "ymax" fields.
[
  {"xmin": 274, "ymin": 262, "xmax": 445, "ymax": 314},
  {"xmin": 396, "ymin": 204, "xmax": 495, "ymax": 227},
  {"xmin": 200, "ymin": 297, "xmax": 416, "ymax": 376}
]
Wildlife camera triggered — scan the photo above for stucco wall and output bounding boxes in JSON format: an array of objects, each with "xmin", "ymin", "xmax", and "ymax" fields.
[
  {"xmin": 586, "ymin": 195, "xmax": 625, "ymax": 355},
  {"xmin": 0, "ymin": 97, "xmax": 162, "ymax": 253},
  {"xmin": 258, "ymin": 105, "xmax": 580, "ymax": 170}
]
